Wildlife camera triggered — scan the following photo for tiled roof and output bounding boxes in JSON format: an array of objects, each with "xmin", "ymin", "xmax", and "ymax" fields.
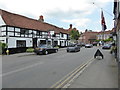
[
  {"xmin": 0, "ymin": 9, "xmax": 69, "ymax": 34},
  {"xmin": 97, "ymin": 30, "xmax": 112, "ymax": 34}
]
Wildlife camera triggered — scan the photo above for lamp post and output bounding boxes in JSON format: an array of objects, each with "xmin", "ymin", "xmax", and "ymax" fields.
[{"xmin": 6, "ymin": 35, "xmax": 9, "ymax": 55}]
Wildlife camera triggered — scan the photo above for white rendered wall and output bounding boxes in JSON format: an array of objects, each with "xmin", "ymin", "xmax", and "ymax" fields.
[
  {"xmin": 0, "ymin": 15, "xmax": 6, "ymax": 26},
  {"xmin": 8, "ymin": 37, "xmax": 32, "ymax": 48},
  {"xmin": 0, "ymin": 37, "xmax": 6, "ymax": 43}
]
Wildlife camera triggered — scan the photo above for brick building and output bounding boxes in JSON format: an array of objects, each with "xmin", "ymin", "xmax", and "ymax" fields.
[
  {"xmin": 79, "ymin": 30, "xmax": 113, "ymax": 44},
  {"xmin": 79, "ymin": 30, "xmax": 98, "ymax": 44}
]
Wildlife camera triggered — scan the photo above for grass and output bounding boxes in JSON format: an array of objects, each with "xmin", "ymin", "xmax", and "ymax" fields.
[{"xmin": 26, "ymin": 48, "xmax": 34, "ymax": 53}]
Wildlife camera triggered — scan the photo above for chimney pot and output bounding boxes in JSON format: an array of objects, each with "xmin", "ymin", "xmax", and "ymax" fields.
[
  {"xmin": 69, "ymin": 24, "xmax": 72, "ymax": 29},
  {"xmin": 39, "ymin": 15, "xmax": 44, "ymax": 22}
]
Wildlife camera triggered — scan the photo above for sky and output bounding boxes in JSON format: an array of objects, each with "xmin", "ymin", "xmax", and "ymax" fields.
[{"xmin": 0, "ymin": 0, "xmax": 114, "ymax": 32}]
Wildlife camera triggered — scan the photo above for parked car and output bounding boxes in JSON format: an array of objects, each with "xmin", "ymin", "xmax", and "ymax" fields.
[
  {"xmin": 81, "ymin": 43, "xmax": 85, "ymax": 46},
  {"xmin": 34, "ymin": 44, "xmax": 58, "ymax": 55},
  {"xmin": 92, "ymin": 42, "xmax": 98, "ymax": 46},
  {"xmin": 67, "ymin": 44, "xmax": 80, "ymax": 52},
  {"xmin": 102, "ymin": 44, "xmax": 111, "ymax": 49},
  {"xmin": 85, "ymin": 44, "xmax": 93, "ymax": 48}
]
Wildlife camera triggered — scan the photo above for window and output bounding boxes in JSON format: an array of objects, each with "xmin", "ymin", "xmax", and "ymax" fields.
[
  {"xmin": 20, "ymin": 29, "xmax": 25, "ymax": 35},
  {"xmin": 8, "ymin": 32, "xmax": 14, "ymax": 36},
  {"xmin": 16, "ymin": 40, "xmax": 26, "ymax": 47},
  {"xmin": 25, "ymin": 30, "xmax": 29, "ymax": 35},
  {"xmin": 15, "ymin": 28, "xmax": 20, "ymax": 32},
  {"xmin": 33, "ymin": 31, "xmax": 36, "ymax": 37},
  {"xmin": 25, "ymin": 30, "xmax": 29, "ymax": 37},
  {"xmin": 8, "ymin": 27, "xmax": 14, "ymax": 31},
  {"xmin": 28, "ymin": 30, "xmax": 32, "ymax": 37},
  {"xmin": 20, "ymin": 29, "xmax": 29, "ymax": 37},
  {"xmin": 40, "ymin": 31, "xmax": 42, "ymax": 36},
  {"xmin": 15, "ymin": 32, "xmax": 20, "ymax": 36},
  {"xmin": 1, "ymin": 32, "xmax": 6, "ymax": 36},
  {"xmin": 1, "ymin": 27, "xmax": 6, "ymax": 31},
  {"xmin": 36, "ymin": 31, "xmax": 40, "ymax": 36},
  {"xmin": 61, "ymin": 33, "xmax": 63, "ymax": 37}
]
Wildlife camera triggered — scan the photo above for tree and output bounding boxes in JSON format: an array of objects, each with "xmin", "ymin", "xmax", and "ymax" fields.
[
  {"xmin": 103, "ymin": 38, "xmax": 113, "ymax": 42},
  {"xmin": 0, "ymin": 42, "xmax": 7, "ymax": 54},
  {"xmin": 69, "ymin": 29, "xmax": 80, "ymax": 40}
]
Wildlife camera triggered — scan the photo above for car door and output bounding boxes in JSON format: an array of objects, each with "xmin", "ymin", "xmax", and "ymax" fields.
[
  {"xmin": 74, "ymin": 45, "xmax": 78, "ymax": 51},
  {"xmin": 48, "ymin": 45, "xmax": 53, "ymax": 53},
  {"xmin": 77, "ymin": 45, "xmax": 80, "ymax": 51}
]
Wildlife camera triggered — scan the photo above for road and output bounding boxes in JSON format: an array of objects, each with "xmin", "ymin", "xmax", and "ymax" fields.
[{"xmin": 2, "ymin": 46, "xmax": 102, "ymax": 88}]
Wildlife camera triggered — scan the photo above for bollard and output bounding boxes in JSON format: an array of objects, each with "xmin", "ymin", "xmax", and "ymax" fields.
[{"xmin": 6, "ymin": 49, "xmax": 9, "ymax": 55}]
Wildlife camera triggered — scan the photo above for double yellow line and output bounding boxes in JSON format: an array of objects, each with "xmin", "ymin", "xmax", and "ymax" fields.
[{"xmin": 50, "ymin": 57, "xmax": 95, "ymax": 88}]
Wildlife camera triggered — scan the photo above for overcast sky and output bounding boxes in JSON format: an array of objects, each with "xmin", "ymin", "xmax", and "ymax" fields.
[{"xmin": 0, "ymin": 0, "xmax": 113, "ymax": 32}]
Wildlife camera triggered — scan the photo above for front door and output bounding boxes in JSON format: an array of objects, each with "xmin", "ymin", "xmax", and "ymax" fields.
[{"xmin": 33, "ymin": 38, "xmax": 37, "ymax": 48}]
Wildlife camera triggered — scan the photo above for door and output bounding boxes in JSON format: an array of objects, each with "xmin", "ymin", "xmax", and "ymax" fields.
[{"xmin": 33, "ymin": 38, "xmax": 37, "ymax": 48}]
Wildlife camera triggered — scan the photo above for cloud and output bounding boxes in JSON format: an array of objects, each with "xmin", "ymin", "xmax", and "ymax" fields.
[
  {"xmin": 0, "ymin": 0, "xmax": 112, "ymax": 31},
  {"xmin": 62, "ymin": 18, "xmax": 91, "ymax": 29}
]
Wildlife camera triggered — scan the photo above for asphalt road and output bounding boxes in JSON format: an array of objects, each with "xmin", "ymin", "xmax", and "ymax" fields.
[{"xmin": 2, "ymin": 46, "xmax": 101, "ymax": 88}]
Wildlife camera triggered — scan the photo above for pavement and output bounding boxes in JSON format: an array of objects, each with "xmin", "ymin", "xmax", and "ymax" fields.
[
  {"xmin": 1, "ymin": 47, "xmax": 67, "ymax": 57},
  {"xmin": 68, "ymin": 50, "xmax": 118, "ymax": 88}
]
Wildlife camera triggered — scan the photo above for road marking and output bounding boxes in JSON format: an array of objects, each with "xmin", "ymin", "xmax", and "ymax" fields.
[
  {"xmin": 50, "ymin": 57, "xmax": 95, "ymax": 88},
  {"xmin": 0, "ymin": 62, "xmax": 44, "ymax": 77}
]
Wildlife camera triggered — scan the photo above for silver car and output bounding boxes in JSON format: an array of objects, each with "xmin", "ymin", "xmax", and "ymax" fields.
[
  {"xmin": 85, "ymin": 44, "xmax": 93, "ymax": 48},
  {"xmin": 67, "ymin": 44, "xmax": 80, "ymax": 52}
]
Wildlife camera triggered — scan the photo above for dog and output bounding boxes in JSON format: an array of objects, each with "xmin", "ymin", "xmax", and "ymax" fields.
[{"xmin": 94, "ymin": 49, "xmax": 104, "ymax": 59}]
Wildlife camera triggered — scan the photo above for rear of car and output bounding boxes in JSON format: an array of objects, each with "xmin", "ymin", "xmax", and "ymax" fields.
[
  {"xmin": 67, "ymin": 44, "xmax": 80, "ymax": 52},
  {"xmin": 92, "ymin": 42, "xmax": 98, "ymax": 46},
  {"xmin": 85, "ymin": 44, "xmax": 93, "ymax": 48},
  {"xmin": 102, "ymin": 44, "xmax": 111, "ymax": 49}
]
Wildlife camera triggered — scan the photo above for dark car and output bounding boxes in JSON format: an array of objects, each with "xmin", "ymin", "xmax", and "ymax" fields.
[
  {"xmin": 34, "ymin": 44, "xmax": 58, "ymax": 55},
  {"xmin": 92, "ymin": 42, "xmax": 98, "ymax": 46},
  {"xmin": 85, "ymin": 44, "xmax": 93, "ymax": 48},
  {"xmin": 67, "ymin": 44, "xmax": 80, "ymax": 52},
  {"xmin": 102, "ymin": 44, "xmax": 111, "ymax": 49}
]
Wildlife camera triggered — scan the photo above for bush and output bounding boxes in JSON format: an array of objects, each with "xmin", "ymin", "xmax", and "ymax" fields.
[
  {"xmin": 54, "ymin": 46, "xmax": 59, "ymax": 49},
  {"xmin": 0, "ymin": 42, "xmax": 7, "ymax": 54},
  {"xmin": 26, "ymin": 48, "xmax": 34, "ymax": 52}
]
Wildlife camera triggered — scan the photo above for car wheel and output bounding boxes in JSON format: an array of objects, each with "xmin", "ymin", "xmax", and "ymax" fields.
[
  {"xmin": 37, "ymin": 53, "xmax": 39, "ymax": 55},
  {"xmin": 67, "ymin": 50, "xmax": 69, "ymax": 52},
  {"xmin": 55, "ymin": 49, "xmax": 58, "ymax": 53},
  {"xmin": 45, "ymin": 50, "xmax": 48, "ymax": 55}
]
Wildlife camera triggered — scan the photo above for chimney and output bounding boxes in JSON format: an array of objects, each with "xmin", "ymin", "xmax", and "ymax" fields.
[
  {"xmin": 69, "ymin": 24, "xmax": 72, "ymax": 29},
  {"xmin": 38, "ymin": 15, "xmax": 44, "ymax": 22}
]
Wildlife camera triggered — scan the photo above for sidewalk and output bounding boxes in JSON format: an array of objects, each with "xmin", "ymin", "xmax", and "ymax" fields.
[
  {"xmin": 69, "ymin": 51, "xmax": 118, "ymax": 88},
  {"xmin": 2, "ymin": 47, "xmax": 67, "ymax": 57}
]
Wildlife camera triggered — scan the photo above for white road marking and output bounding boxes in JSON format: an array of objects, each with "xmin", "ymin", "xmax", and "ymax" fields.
[{"xmin": 0, "ymin": 62, "xmax": 44, "ymax": 77}]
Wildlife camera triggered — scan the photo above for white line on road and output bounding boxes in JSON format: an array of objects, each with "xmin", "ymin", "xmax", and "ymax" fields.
[{"xmin": 0, "ymin": 62, "xmax": 44, "ymax": 77}]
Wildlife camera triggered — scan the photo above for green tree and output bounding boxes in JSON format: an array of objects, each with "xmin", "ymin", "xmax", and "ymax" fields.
[
  {"xmin": 69, "ymin": 29, "xmax": 80, "ymax": 40},
  {"xmin": 103, "ymin": 38, "xmax": 113, "ymax": 42},
  {"xmin": 0, "ymin": 42, "xmax": 7, "ymax": 54}
]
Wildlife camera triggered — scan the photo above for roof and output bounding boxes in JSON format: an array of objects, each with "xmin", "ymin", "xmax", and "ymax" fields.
[
  {"xmin": 0, "ymin": 9, "xmax": 69, "ymax": 34},
  {"xmin": 97, "ymin": 30, "xmax": 112, "ymax": 34}
]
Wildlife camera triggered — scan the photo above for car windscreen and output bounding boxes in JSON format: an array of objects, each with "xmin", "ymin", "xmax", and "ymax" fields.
[
  {"xmin": 104, "ymin": 44, "xmax": 110, "ymax": 46},
  {"xmin": 68, "ymin": 44, "xmax": 76, "ymax": 47},
  {"xmin": 39, "ymin": 45, "xmax": 47, "ymax": 48}
]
